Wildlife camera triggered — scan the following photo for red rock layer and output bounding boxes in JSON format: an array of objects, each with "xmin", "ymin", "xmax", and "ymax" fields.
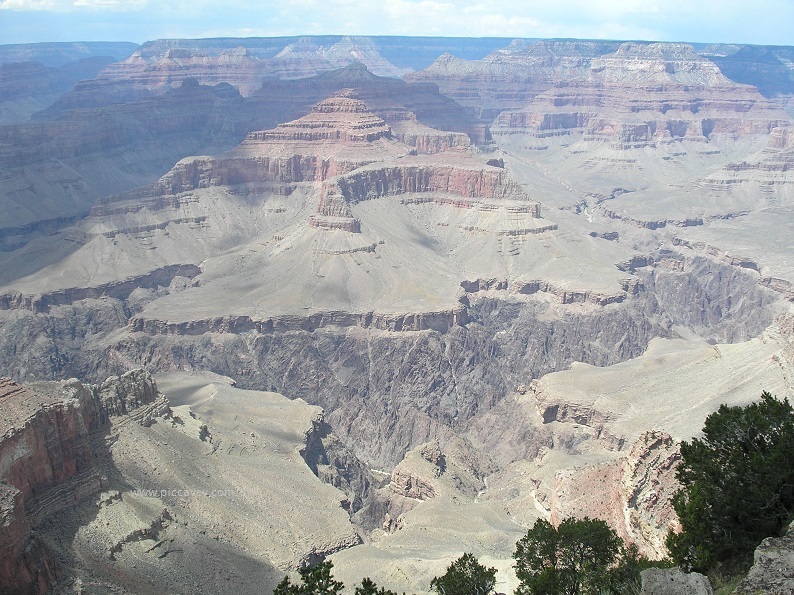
[
  {"xmin": 550, "ymin": 431, "xmax": 681, "ymax": 559},
  {"xmin": 97, "ymin": 94, "xmax": 538, "ymax": 239},
  {"xmin": 248, "ymin": 95, "xmax": 392, "ymax": 143},
  {"xmin": 495, "ymin": 82, "xmax": 789, "ymax": 146},
  {"xmin": 0, "ymin": 372, "xmax": 163, "ymax": 594}
]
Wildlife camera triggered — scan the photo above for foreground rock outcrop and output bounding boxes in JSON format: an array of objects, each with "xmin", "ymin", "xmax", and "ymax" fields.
[
  {"xmin": 640, "ymin": 567, "xmax": 713, "ymax": 595},
  {"xmin": 1, "ymin": 371, "xmax": 364, "ymax": 594},
  {"xmin": 0, "ymin": 370, "xmax": 164, "ymax": 594},
  {"xmin": 734, "ymin": 521, "xmax": 794, "ymax": 595}
]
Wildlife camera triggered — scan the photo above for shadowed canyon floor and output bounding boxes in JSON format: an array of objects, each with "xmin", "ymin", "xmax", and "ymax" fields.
[{"xmin": 0, "ymin": 36, "xmax": 793, "ymax": 593}]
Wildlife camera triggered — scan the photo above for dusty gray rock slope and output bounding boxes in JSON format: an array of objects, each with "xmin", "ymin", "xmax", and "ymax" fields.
[
  {"xmin": 0, "ymin": 36, "xmax": 793, "ymax": 593},
  {"xmin": 1, "ymin": 370, "xmax": 363, "ymax": 594},
  {"xmin": 734, "ymin": 521, "xmax": 794, "ymax": 595},
  {"xmin": 640, "ymin": 567, "xmax": 713, "ymax": 595}
]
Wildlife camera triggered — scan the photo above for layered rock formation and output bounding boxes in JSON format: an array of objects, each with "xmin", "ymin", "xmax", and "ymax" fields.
[
  {"xmin": 0, "ymin": 42, "xmax": 138, "ymax": 68},
  {"xmin": 0, "ymin": 370, "xmax": 164, "ymax": 594},
  {"xmin": 409, "ymin": 39, "xmax": 794, "ymax": 120},
  {"xmin": 1, "ymin": 89, "xmax": 548, "ymax": 331},
  {"xmin": 1, "ymin": 371, "xmax": 365, "ymax": 594},
  {"xmin": 1, "ymin": 62, "xmax": 489, "ymax": 254},
  {"xmin": 53, "ymin": 36, "xmax": 411, "ymax": 109},
  {"xmin": 492, "ymin": 43, "xmax": 790, "ymax": 147},
  {"xmin": 1, "ymin": 36, "xmax": 793, "ymax": 593},
  {"xmin": 550, "ymin": 431, "xmax": 681, "ymax": 559},
  {"xmin": 0, "ymin": 80, "xmax": 255, "ymax": 251},
  {"xmin": 406, "ymin": 40, "xmax": 623, "ymax": 120},
  {"xmin": 0, "ymin": 57, "xmax": 117, "ymax": 124}
]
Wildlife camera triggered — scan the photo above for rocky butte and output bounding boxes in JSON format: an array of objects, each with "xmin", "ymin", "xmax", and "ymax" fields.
[{"xmin": 0, "ymin": 36, "xmax": 792, "ymax": 593}]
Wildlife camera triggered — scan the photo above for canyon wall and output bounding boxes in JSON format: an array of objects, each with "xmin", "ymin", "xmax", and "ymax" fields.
[
  {"xmin": 0, "ymin": 370, "xmax": 165, "ymax": 594},
  {"xmin": 0, "ymin": 255, "xmax": 780, "ymax": 469}
]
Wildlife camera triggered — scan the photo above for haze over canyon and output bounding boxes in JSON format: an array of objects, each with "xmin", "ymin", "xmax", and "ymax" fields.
[{"xmin": 0, "ymin": 35, "xmax": 792, "ymax": 594}]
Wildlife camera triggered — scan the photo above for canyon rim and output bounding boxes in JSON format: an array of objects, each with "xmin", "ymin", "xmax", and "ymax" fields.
[{"xmin": 0, "ymin": 34, "xmax": 793, "ymax": 593}]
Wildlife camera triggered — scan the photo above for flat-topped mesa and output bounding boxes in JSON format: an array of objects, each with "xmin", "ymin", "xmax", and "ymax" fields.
[
  {"xmin": 56, "ymin": 37, "xmax": 411, "ymax": 106},
  {"xmin": 420, "ymin": 40, "xmax": 790, "ymax": 144},
  {"xmin": 247, "ymin": 94, "xmax": 392, "ymax": 143},
  {"xmin": 494, "ymin": 79, "xmax": 790, "ymax": 146},
  {"xmin": 335, "ymin": 158, "xmax": 540, "ymax": 216},
  {"xmin": 406, "ymin": 40, "xmax": 622, "ymax": 119},
  {"xmin": 593, "ymin": 42, "xmax": 732, "ymax": 87}
]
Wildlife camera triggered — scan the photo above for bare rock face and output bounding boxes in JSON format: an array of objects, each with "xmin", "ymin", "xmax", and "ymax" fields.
[
  {"xmin": 2, "ymin": 371, "xmax": 362, "ymax": 593},
  {"xmin": 389, "ymin": 440, "xmax": 445, "ymax": 501},
  {"xmin": 407, "ymin": 40, "xmax": 622, "ymax": 120},
  {"xmin": 492, "ymin": 43, "xmax": 790, "ymax": 147},
  {"xmin": 550, "ymin": 431, "xmax": 681, "ymax": 559},
  {"xmin": 0, "ymin": 371, "xmax": 163, "ymax": 594},
  {"xmin": 0, "ymin": 79, "xmax": 260, "ymax": 251},
  {"xmin": 58, "ymin": 36, "xmax": 410, "ymax": 106},
  {"xmin": 734, "ymin": 521, "xmax": 794, "ymax": 595},
  {"xmin": 640, "ymin": 567, "xmax": 713, "ymax": 595},
  {"xmin": 410, "ymin": 39, "xmax": 794, "ymax": 125},
  {"xmin": 251, "ymin": 93, "xmax": 392, "ymax": 143},
  {"xmin": 0, "ymin": 61, "xmax": 489, "ymax": 253},
  {"xmin": 701, "ymin": 124, "xmax": 794, "ymax": 200}
]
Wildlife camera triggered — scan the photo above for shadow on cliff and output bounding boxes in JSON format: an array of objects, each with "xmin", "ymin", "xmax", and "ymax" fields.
[{"xmin": 35, "ymin": 425, "xmax": 284, "ymax": 595}]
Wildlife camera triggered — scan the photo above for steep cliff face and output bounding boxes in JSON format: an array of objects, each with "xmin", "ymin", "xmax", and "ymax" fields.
[
  {"xmin": 1, "ymin": 62, "xmax": 491, "ymax": 255},
  {"xmin": 0, "ymin": 371, "xmax": 164, "ymax": 594},
  {"xmin": 409, "ymin": 39, "xmax": 794, "ymax": 122},
  {"xmin": 53, "ymin": 36, "xmax": 411, "ymax": 108},
  {"xmin": 0, "ymin": 80, "xmax": 258, "ymax": 249},
  {"xmin": 406, "ymin": 40, "xmax": 622, "ymax": 119},
  {"xmin": 550, "ymin": 431, "xmax": 681, "ymax": 559},
  {"xmin": 0, "ymin": 57, "xmax": 117, "ymax": 125},
  {"xmin": 492, "ymin": 43, "xmax": 790, "ymax": 147},
  {"xmin": 0, "ymin": 249, "xmax": 783, "ymax": 473}
]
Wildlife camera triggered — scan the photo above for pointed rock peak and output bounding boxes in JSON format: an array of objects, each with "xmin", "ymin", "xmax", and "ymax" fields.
[
  {"xmin": 277, "ymin": 36, "xmax": 321, "ymax": 54},
  {"xmin": 246, "ymin": 93, "xmax": 391, "ymax": 143},
  {"xmin": 506, "ymin": 38, "xmax": 532, "ymax": 52},
  {"xmin": 312, "ymin": 92, "xmax": 372, "ymax": 114}
]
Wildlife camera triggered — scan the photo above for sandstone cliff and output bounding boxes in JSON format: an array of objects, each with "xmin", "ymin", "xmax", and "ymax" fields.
[
  {"xmin": 492, "ymin": 43, "xmax": 790, "ymax": 148},
  {"xmin": 53, "ymin": 36, "xmax": 411, "ymax": 108},
  {"xmin": 550, "ymin": 431, "xmax": 681, "ymax": 559},
  {"xmin": 0, "ymin": 370, "xmax": 164, "ymax": 594},
  {"xmin": 1, "ymin": 371, "xmax": 365, "ymax": 593},
  {"xmin": 409, "ymin": 39, "xmax": 794, "ymax": 121}
]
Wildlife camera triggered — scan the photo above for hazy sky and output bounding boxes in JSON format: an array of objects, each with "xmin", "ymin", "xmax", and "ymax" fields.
[{"xmin": 1, "ymin": 0, "xmax": 792, "ymax": 46}]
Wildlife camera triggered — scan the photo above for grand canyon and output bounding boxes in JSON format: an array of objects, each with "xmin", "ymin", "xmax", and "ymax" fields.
[{"xmin": 0, "ymin": 35, "xmax": 792, "ymax": 594}]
